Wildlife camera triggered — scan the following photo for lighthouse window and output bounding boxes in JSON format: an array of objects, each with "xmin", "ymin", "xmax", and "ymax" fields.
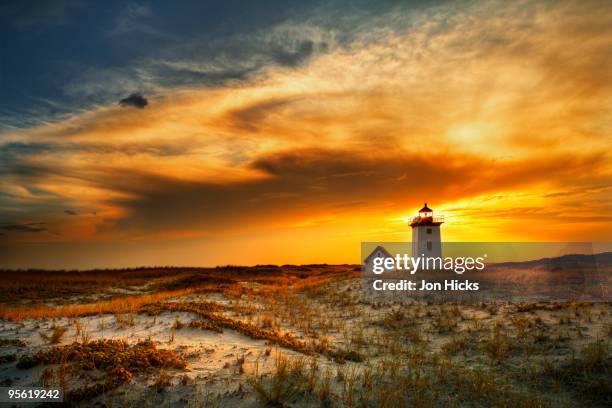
[
  {"xmin": 426, "ymin": 228, "xmax": 432, "ymax": 234},
  {"xmin": 427, "ymin": 241, "xmax": 432, "ymax": 251}
]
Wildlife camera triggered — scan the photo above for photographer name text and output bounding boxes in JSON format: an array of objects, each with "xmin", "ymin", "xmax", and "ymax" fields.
[{"xmin": 372, "ymin": 279, "xmax": 479, "ymax": 291}]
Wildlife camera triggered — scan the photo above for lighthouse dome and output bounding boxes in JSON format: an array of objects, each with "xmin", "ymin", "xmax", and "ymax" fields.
[
  {"xmin": 419, "ymin": 203, "xmax": 433, "ymax": 213},
  {"xmin": 410, "ymin": 202, "xmax": 443, "ymax": 226}
]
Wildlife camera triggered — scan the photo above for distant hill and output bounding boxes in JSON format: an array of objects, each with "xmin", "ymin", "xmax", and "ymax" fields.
[{"xmin": 493, "ymin": 252, "xmax": 612, "ymax": 272}]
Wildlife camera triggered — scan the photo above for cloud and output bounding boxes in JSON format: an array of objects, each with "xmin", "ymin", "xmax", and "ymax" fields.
[
  {"xmin": 150, "ymin": 62, "xmax": 257, "ymax": 88},
  {"xmin": 62, "ymin": 20, "xmax": 335, "ymax": 108},
  {"xmin": 227, "ymin": 97, "xmax": 299, "ymax": 132},
  {"xmin": 64, "ymin": 209, "xmax": 77, "ymax": 215},
  {"xmin": 118, "ymin": 93, "xmax": 148, "ymax": 109},
  {"xmin": 65, "ymin": 146, "xmax": 605, "ymax": 238},
  {"xmin": 0, "ymin": 222, "xmax": 47, "ymax": 233},
  {"xmin": 108, "ymin": 3, "xmax": 152, "ymax": 36},
  {"xmin": 0, "ymin": 142, "xmax": 51, "ymax": 153},
  {"xmin": 271, "ymin": 39, "xmax": 315, "ymax": 67},
  {"xmin": 1, "ymin": 0, "xmax": 611, "ymax": 266},
  {"xmin": 0, "ymin": 0, "xmax": 68, "ymax": 28}
]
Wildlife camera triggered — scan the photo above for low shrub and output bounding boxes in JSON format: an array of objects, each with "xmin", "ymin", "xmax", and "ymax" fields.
[{"xmin": 17, "ymin": 339, "xmax": 186, "ymax": 401}]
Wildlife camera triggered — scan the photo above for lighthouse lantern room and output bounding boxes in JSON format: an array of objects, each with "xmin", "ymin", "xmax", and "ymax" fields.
[{"xmin": 410, "ymin": 203, "xmax": 444, "ymax": 258}]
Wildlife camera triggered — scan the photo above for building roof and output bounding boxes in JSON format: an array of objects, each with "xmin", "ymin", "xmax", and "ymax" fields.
[
  {"xmin": 419, "ymin": 203, "xmax": 433, "ymax": 213},
  {"xmin": 364, "ymin": 245, "xmax": 393, "ymax": 263}
]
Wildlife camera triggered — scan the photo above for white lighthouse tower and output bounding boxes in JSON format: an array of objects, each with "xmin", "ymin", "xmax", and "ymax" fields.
[{"xmin": 410, "ymin": 203, "xmax": 444, "ymax": 258}]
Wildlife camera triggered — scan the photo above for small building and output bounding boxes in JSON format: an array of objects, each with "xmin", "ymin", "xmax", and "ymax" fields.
[
  {"xmin": 410, "ymin": 203, "xmax": 444, "ymax": 258},
  {"xmin": 363, "ymin": 245, "xmax": 394, "ymax": 274}
]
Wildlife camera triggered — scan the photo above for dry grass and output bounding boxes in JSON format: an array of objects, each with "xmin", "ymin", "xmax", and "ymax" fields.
[
  {"xmin": 481, "ymin": 323, "xmax": 512, "ymax": 364},
  {"xmin": 0, "ymin": 288, "xmax": 197, "ymax": 321},
  {"xmin": 543, "ymin": 340, "xmax": 611, "ymax": 404},
  {"xmin": 442, "ymin": 334, "xmax": 471, "ymax": 356},
  {"xmin": 249, "ymin": 352, "xmax": 304, "ymax": 406},
  {"xmin": 146, "ymin": 302, "xmax": 299, "ymax": 348},
  {"xmin": 0, "ymin": 265, "xmax": 356, "ymax": 320},
  {"xmin": 0, "ymin": 338, "xmax": 26, "ymax": 347},
  {"xmin": 0, "ymin": 267, "xmax": 184, "ymax": 303},
  {"xmin": 1, "ymin": 265, "xmax": 610, "ymax": 406},
  {"xmin": 39, "ymin": 325, "xmax": 68, "ymax": 344},
  {"xmin": 17, "ymin": 339, "xmax": 186, "ymax": 401}
]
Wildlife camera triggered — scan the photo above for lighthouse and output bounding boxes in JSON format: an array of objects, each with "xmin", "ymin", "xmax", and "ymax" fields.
[{"xmin": 410, "ymin": 203, "xmax": 444, "ymax": 258}]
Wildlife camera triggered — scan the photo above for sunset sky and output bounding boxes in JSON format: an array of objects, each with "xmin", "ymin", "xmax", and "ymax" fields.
[{"xmin": 1, "ymin": 0, "xmax": 611, "ymax": 269}]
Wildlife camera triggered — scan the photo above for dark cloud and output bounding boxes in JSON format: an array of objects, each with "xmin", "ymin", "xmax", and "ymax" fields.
[
  {"xmin": 0, "ymin": 142, "xmax": 52, "ymax": 159},
  {"xmin": 272, "ymin": 40, "xmax": 315, "ymax": 67},
  {"xmin": 0, "ymin": 222, "xmax": 47, "ymax": 233},
  {"xmin": 148, "ymin": 37, "xmax": 325, "ymax": 89},
  {"xmin": 88, "ymin": 148, "xmax": 608, "ymax": 235},
  {"xmin": 0, "ymin": 0, "xmax": 67, "ymax": 28},
  {"xmin": 83, "ymin": 149, "xmax": 475, "ymax": 233},
  {"xmin": 228, "ymin": 97, "xmax": 298, "ymax": 131},
  {"xmin": 64, "ymin": 209, "xmax": 77, "ymax": 215},
  {"xmin": 0, "ymin": 0, "xmax": 403, "ymax": 124},
  {"xmin": 0, "ymin": 141, "xmax": 191, "ymax": 165},
  {"xmin": 151, "ymin": 64, "xmax": 257, "ymax": 88},
  {"xmin": 118, "ymin": 93, "xmax": 148, "ymax": 109}
]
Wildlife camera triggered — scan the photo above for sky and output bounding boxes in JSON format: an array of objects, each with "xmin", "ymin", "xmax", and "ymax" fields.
[{"xmin": 0, "ymin": 0, "xmax": 611, "ymax": 269}]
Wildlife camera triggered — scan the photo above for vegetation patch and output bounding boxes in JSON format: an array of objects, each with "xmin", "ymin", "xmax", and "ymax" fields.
[
  {"xmin": 0, "ymin": 354, "xmax": 16, "ymax": 364},
  {"xmin": 188, "ymin": 319, "xmax": 223, "ymax": 332},
  {"xmin": 249, "ymin": 353, "xmax": 304, "ymax": 407},
  {"xmin": 0, "ymin": 288, "xmax": 198, "ymax": 321},
  {"xmin": 0, "ymin": 338, "xmax": 26, "ymax": 347},
  {"xmin": 16, "ymin": 339, "xmax": 186, "ymax": 401},
  {"xmin": 39, "ymin": 325, "xmax": 68, "ymax": 344},
  {"xmin": 140, "ymin": 301, "xmax": 364, "ymax": 362},
  {"xmin": 544, "ymin": 340, "xmax": 611, "ymax": 405}
]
